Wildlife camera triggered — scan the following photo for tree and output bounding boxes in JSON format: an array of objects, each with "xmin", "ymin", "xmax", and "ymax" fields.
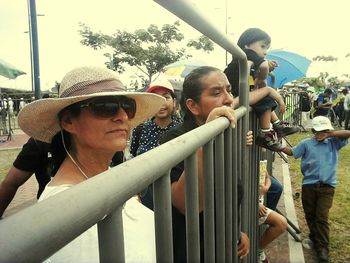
[{"xmin": 79, "ymin": 21, "xmax": 214, "ymax": 86}]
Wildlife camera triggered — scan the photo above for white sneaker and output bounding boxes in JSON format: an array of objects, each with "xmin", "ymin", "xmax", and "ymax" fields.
[{"xmin": 302, "ymin": 238, "xmax": 314, "ymax": 249}]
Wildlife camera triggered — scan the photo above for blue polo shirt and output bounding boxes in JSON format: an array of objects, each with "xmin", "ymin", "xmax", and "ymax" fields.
[{"xmin": 292, "ymin": 136, "xmax": 348, "ymax": 187}]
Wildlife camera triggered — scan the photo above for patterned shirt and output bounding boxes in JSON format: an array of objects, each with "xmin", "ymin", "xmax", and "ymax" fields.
[{"xmin": 130, "ymin": 115, "xmax": 182, "ymax": 157}]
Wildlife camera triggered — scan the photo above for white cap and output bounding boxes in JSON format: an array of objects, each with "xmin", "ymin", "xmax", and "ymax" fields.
[{"xmin": 312, "ymin": 116, "xmax": 334, "ymax": 131}]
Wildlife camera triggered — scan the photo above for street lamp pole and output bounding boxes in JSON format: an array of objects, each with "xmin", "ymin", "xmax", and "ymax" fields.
[{"xmin": 27, "ymin": 0, "xmax": 41, "ymax": 99}]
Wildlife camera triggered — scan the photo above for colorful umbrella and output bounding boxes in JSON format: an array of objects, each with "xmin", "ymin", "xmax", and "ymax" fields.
[
  {"xmin": 0, "ymin": 58, "xmax": 26, "ymax": 79},
  {"xmin": 162, "ymin": 58, "xmax": 209, "ymax": 78},
  {"xmin": 267, "ymin": 50, "xmax": 311, "ymax": 88}
]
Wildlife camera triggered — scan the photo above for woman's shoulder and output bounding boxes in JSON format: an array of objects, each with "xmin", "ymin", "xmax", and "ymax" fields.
[{"xmin": 39, "ymin": 185, "xmax": 73, "ymax": 201}]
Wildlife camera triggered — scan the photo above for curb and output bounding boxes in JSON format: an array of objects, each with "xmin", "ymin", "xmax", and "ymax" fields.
[{"xmin": 281, "ymin": 155, "xmax": 305, "ymax": 263}]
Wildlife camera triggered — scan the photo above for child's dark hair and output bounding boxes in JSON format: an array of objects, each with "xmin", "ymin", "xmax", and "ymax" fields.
[
  {"xmin": 181, "ymin": 66, "xmax": 221, "ymax": 120},
  {"xmin": 237, "ymin": 28, "xmax": 271, "ymax": 49}
]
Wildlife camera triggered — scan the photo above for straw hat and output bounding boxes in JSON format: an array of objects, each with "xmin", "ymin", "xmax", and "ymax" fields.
[{"xmin": 18, "ymin": 66, "xmax": 165, "ymax": 143}]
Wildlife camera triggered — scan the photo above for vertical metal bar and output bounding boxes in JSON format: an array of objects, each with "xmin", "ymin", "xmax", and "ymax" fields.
[
  {"xmin": 299, "ymin": 92, "xmax": 303, "ymax": 127},
  {"xmin": 153, "ymin": 171, "xmax": 174, "ymax": 263},
  {"xmin": 215, "ymin": 133, "xmax": 225, "ymax": 262},
  {"xmin": 27, "ymin": 0, "xmax": 41, "ymax": 99},
  {"xmin": 203, "ymin": 141, "xmax": 215, "ymax": 263},
  {"xmin": 97, "ymin": 207, "xmax": 125, "ymax": 263},
  {"xmin": 232, "ymin": 127, "xmax": 238, "ymax": 263},
  {"xmin": 224, "ymin": 127, "xmax": 233, "ymax": 263},
  {"xmin": 185, "ymin": 153, "xmax": 200, "ymax": 262},
  {"xmin": 251, "ymin": 154, "xmax": 259, "ymax": 262}
]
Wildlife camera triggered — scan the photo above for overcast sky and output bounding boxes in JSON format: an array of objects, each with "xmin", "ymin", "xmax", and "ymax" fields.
[{"xmin": 1, "ymin": 0, "xmax": 350, "ymax": 91}]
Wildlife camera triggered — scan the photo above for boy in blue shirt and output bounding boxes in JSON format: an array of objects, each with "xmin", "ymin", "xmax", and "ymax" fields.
[{"xmin": 281, "ymin": 116, "xmax": 350, "ymax": 263}]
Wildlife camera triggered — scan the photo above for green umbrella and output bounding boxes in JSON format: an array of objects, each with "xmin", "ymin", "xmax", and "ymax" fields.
[{"xmin": 0, "ymin": 58, "xmax": 26, "ymax": 79}]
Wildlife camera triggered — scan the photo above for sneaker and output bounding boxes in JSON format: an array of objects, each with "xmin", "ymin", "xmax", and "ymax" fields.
[
  {"xmin": 258, "ymin": 250, "xmax": 269, "ymax": 263},
  {"xmin": 273, "ymin": 122, "xmax": 301, "ymax": 137},
  {"xmin": 255, "ymin": 131, "xmax": 283, "ymax": 152},
  {"xmin": 302, "ymin": 238, "xmax": 314, "ymax": 250}
]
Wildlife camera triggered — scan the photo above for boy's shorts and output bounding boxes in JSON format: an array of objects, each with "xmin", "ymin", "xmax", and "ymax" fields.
[
  {"xmin": 252, "ymin": 96, "xmax": 278, "ymax": 118},
  {"xmin": 259, "ymin": 207, "xmax": 272, "ymax": 225}
]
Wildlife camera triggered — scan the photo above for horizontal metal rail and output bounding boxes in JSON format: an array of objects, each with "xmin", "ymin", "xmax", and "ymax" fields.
[{"xmin": 0, "ymin": 107, "xmax": 248, "ymax": 262}]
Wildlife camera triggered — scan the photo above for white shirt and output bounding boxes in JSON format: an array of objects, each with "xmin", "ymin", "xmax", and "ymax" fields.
[{"xmin": 39, "ymin": 185, "xmax": 156, "ymax": 263}]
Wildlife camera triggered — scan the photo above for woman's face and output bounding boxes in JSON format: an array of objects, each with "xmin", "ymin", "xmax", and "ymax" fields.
[
  {"xmin": 62, "ymin": 97, "xmax": 131, "ymax": 154},
  {"xmin": 191, "ymin": 71, "xmax": 234, "ymax": 124}
]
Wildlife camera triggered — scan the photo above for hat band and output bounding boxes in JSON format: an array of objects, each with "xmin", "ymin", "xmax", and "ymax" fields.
[{"xmin": 60, "ymin": 79, "xmax": 125, "ymax": 97}]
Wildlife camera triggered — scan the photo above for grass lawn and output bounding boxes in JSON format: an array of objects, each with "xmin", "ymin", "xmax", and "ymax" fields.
[
  {"xmin": 0, "ymin": 149, "xmax": 21, "ymax": 182},
  {"xmin": 287, "ymin": 132, "xmax": 350, "ymax": 263}
]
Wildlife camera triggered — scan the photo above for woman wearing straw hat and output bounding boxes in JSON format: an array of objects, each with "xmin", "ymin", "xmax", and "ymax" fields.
[{"xmin": 17, "ymin": 66, "xmax": 165, "ymax": 262}]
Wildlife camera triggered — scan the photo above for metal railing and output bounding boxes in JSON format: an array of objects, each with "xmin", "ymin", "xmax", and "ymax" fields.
[{"xmin": 0, "ymin": 1, "xmax": 268, "ymax": 262}]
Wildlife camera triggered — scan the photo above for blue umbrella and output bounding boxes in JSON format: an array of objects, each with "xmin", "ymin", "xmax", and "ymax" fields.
[{"xmin": 266, "ymin": 49, "xmax": 311, "ymax": 88}]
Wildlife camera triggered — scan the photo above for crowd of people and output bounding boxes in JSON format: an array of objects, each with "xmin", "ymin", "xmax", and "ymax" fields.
[{"xmin": 0, "ymin": 27, "xmax": 349, "ymax": 263}]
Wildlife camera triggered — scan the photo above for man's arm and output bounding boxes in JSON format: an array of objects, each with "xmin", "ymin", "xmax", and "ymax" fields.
[{"xmin": 0, "ymin": 167, "xmax": 33, "ymax": 217}]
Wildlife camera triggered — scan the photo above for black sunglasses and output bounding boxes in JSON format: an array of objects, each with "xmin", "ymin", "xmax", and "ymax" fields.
[{"xmin": 79, "ymin": 96, "xmax": 136, "ymax": 119}]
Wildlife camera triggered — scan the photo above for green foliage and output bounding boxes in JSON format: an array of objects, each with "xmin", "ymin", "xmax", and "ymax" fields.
[
  {"xmin": 187, "ymin": 35, "xmax": 214, "ymax": 53},
  {"xmin": 78, "ymin": 21, "xmax": 214, "ymax": 85}
]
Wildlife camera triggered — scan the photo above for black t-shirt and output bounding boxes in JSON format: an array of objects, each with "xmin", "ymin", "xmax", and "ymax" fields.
[
  {"xmin": 13, "ymin": 138, "xmax": 125, "ymax": 199},
  {"xmin": 224, "ymin": 48, "xmax": 265, "ymax": 97},
  {"xmin": 160, "ymin": 118, "xmax": 244, "ymax": 263},
  {"xmin": 13, "ymin": 138, "xmax": 52, "ymax": 198}
]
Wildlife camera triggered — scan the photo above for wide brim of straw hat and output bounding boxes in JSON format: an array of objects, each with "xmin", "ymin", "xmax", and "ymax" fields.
[{"xmin": 18, "ymin": 91, "xmax": 165, "ymax": 143}]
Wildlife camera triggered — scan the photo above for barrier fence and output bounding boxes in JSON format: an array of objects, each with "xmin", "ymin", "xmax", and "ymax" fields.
[{"xmin": 0, "ymin": 0, "xmax": 276, "ymax": 262}]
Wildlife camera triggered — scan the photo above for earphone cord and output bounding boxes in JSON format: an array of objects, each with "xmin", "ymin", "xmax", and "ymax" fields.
[{"xmin": 61, "ymin": 130, "xmax": 89, "ymax": 180}]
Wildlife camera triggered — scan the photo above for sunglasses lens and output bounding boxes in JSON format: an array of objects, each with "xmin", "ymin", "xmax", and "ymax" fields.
[
  {"xmin": 121, "ymin": 98, "xmax": 136, "ymax": 119},
  {"xmin": 88, "ymin": 97, "xmax": 136, "ymax": 119},
  {"xmin": 90, "ymin": 102, "xmax": 119, "ymax": 118}
]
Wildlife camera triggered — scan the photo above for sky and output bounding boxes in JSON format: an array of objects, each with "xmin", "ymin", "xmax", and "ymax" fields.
[{"xmin": 1, "ymin": 0, "xmax": 350, "ymax": 92}]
